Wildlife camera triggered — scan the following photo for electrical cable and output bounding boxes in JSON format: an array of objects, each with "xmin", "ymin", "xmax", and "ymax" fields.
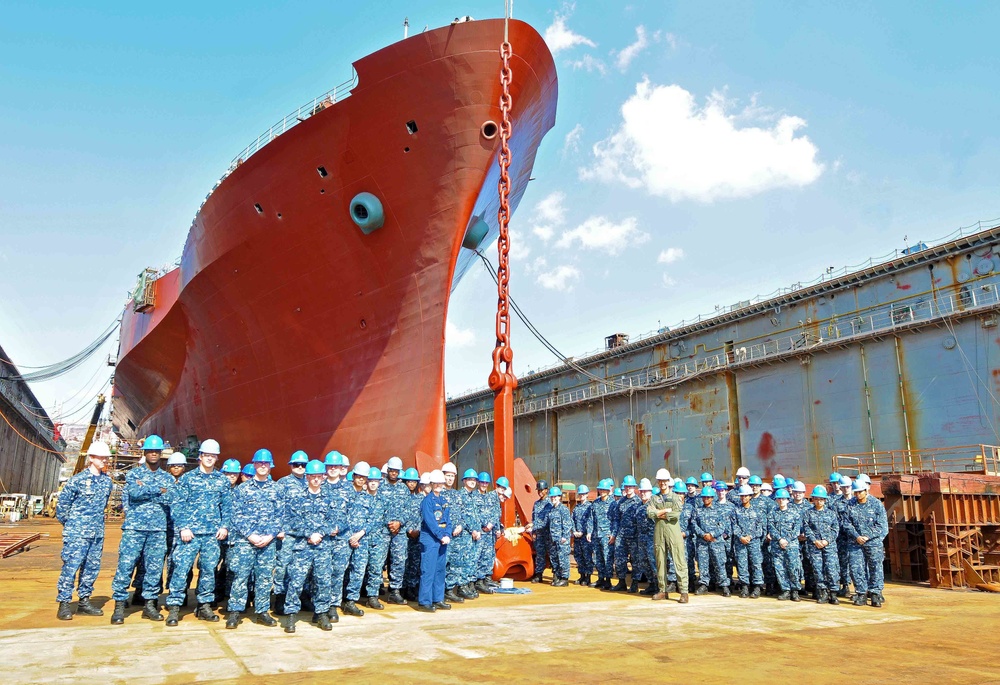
[{"xmin": 0, "ymin": 312, "xmax": 121, "ymax": 382}]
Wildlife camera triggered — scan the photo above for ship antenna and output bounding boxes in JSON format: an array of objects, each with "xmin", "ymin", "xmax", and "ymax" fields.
[{"xmin": 403, "ymin": 17, "xmax": 409, "ymax": 39}]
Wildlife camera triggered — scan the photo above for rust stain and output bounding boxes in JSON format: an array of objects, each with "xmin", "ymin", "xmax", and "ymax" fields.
[
  {"xmin": 814, "ymin": 400, "xmax": 822, "ymax": 405},
  {"xmin": 757, "ymin": 431, "xmax": 776, "ymax": 477},
  {"xmin": 743, "ymin": 415, "xmax": 750, "ymax": 429},
  {"xmin": 689, "ymin": 393, "xmax": 703, "ymax": 413},
  {"xmin": 896, "ymin": 282, "xmax": 912, "ymax": 291}
]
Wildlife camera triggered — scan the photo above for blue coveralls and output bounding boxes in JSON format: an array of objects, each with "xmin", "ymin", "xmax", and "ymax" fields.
[
  {"xmin": 227, "ymin": 477, "xmax": 281, "ymax": 614},
  {"xmin": 693, "ymin": 502, "xmax": 731, "ymax": 589},
  {"xmin": 272, "ymin": 473, "xmax": 307, "ymax": 595},
  {"xmin": 344, "ymin": 486, "xmax": 375, "ymax": 602},
  {"xmin": 460, "ymin": 488, "xmax": 483, "ymax": 585},
  {"xmin": 530, "ymin": 496, "xmax": 552, "ymax": 578},
  {"xmin": 803, "ymin": 504, "xmax": 840, "ymax": 592},
  {"xmin": 572, "ymin": 499, "xmax": 594, "ymax": 579},
  {"xmin": 732, "ymin": 502, "xmax": 765, "ymax": 587},
  {"xmin": 588, "ymin": 496, "xmax": 613, "ymax": 581},
  {"xmin": 444, "ymin": 488, "xmax": 469, "ymax": 589},
  {"xmin": 282, "ymin": 486, "xmax": 338, "ymax": 615},
  {"xmin": 419, "ymin": 492, "xmax": 451, "ymax": 607},
  {"xmin": 56, "ymin": 468, "xmax": 113, "ymax": 602},
  {"xmin": 166, "ymin": 467, "xmax": 232, "ymax": 606},
  {"xmin": 768, "ymin": 505, "xmax": 803, "ymax": 593},
  {"xmin": 842, "ymin": 496, "xmax": 889, "ymax": 596},
  {"xmin": 545, "ymin": 503, "xmax": 573, "ymax": 581},
  {"xmin": 364, "ymin": 487, "xmax": 391, "ymax": 596},
  {"xmin": 111, "ymin": 462, "xmax": 172, "ymax": 602},
  {"xmin": 477, "ymin": 489, "xmax": 501, "ymax": 580}
]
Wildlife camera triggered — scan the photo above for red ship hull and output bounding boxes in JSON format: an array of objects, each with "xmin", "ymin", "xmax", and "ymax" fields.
[{"xmin": 112, "ymin": 19, "xmax": 557, "ymax": 476}]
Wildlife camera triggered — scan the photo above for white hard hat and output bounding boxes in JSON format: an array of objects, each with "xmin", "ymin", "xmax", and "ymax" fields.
[
  {"xmin": 199, "ymin": 439, "xmax": 221, "ymax": 455},
  {"xmin": 639, "ymin": 478, "xmax": 653, "ymax": 491},
  {"xmin": 655, "ymin": 468, "xmax": 671, "ymax": 481},
  {"xmin": 386, "ymin": 456, "xmax": 403, "ymax": 471},
  {"xmin": 353, "ymin": 461, "xmax": 371, "ymax": 477},
  {"xmin": 858, "ymin": 473, "xmax": 872, "ymax": 485},
  {"xmin": 441, "ymin": 462, "xmax": 457, "ymax": 474},
  {"xmin": 418, "ymin": 472, "xmax": 431, "ymax": 485},
  {"xmin": 736, "ymin": 467, "xmax": 751, "ymax": 478},
  {"xmin": 761, "ymin": 482, "xmax": 773, "ymax": 492},
  {"xmin": 380, "ymin": 464, "xmax": 388, "ymax": 474},
  {"xmin": 87, "ymin": 441, "xmax": 111, "ymax": 458},
  {"xmin": 505, "ymin": 487, "xmax": 513, "ymax": 498},
  {"xmin": 430, "ymin": 469, "xmax": 446, "ymax": 484},
  {"xmin": 166, "ymin": 453, "xmax": 187, "ymax": 466}
]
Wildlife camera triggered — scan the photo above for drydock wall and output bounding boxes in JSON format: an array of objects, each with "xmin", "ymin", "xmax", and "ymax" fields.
[
  {"xmin": 0, "ymin": 344, "xmax": 66, "ymax": 496},
  {"xmin": 446, "ymin": 227, "xmax": 1000, "ymax": 485}
]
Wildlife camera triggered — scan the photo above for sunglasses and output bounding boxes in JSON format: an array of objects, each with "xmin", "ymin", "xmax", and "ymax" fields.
[{"xmin": 291, "ymin": 464, "xmax": 306, "ymax": 469}]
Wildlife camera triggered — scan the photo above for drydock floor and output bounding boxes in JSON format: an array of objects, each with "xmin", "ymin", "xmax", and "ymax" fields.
[{"xmin": 2, "ymin": 519, "xmax": 998, "ymax": 685}]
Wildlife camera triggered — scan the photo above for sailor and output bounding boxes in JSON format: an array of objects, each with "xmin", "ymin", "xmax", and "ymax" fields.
[
  {"xmin": 692, "ymin": 485, "xmax": 731, "ymax": 597},
  {"xmin": 634, "ymin": 479, "xmax": 659, "ymax": 595},
  {"xmin": 607, "ymin": 486, "xmax": 622, "ymax": 582},
  {"xmin": 733, "ymin": 467, "xmax": 751, "ymax": 496},
  {"xmin": 647, "ymin": 476, "xmax": 689, "ymax": 603},
  {"xmin": 768, "ymin": 489, "xmax": 803, "ymax": 601},
  {"xmin": 281, "ymin": 459, "xmax": 338, "ymax": 633},
  {"xmin": 833, "ymin": 475, "xmax": 855, "ymax": 597},
  {"xmin": 415, "ymin": 470, "xmax": 452, "ymax": 612},
  {"xmin": 789, "ymin": 481, "xmax": 812, "ymax": 595},
  {"xmin": 221, "ymin": 459, "xmax": 242, "ymax": 488},
  {"xmin": 803, "ymin": 485, "xmax": 840, "ymax": 605},
  {"xmin": 341, "ymin": 461, "xmax": 374, "ymax": 617},
  {"xmin": 843, "ymin": 479, "xmax": 889, "ymax": 607},
  {"xmin": 214, "ymin": 458, "xmax": 243, "ymax": 607},
  {"xmin": 380, "ymin": 456, "xmax": 410, "ymax": 605},
  {"xmin": 458, "ymin": 469, "xmax": 484, "ymax": 598},
  {"xmin": 363, "ymin": 466, "xmax": 389, "ymax": 610},
  {"xmin": 441, "ymin": 463, "xmax": 469, "ymax": 602},
  {"xmin": 164, "ymin": 438, "xmax": 232, "ymax": 626},
  {"xmin": 110, "ymin": 434, "xmax": 172, "ymax": 624},
  {"xmin": 472, "ymin": 472, "xmax": 500, "ymax": 593},
  {"xmin": 572, "ymin": 484, "xmax": 594, "ymax": 585},
  {"xmin": 681, "ymin": 477, "xmax": 700, "ymax": 590},
  {"xmin": 731, "ymin": 484, "xmax": 765, "ymax": 598},
  {"xmin": 240, "ymin": 463, "xmax": 255, "ymax": 484},
  {"xmin": 402, "ymin": 469, "xmax": 425, "ymax": 601},
  {"xmin": 587, "ymin": 479, "xmax": 614, "ymax": 589},
  {"xmin": 527, "ymin": 479, "xmax": 554, "ymax": 584},
  {"xmin": 271, "ymin": 450, "xmax": 310, "ymax": 609},
  {"xmin": 545, "ymin": 487, "xmax": 573, "ymax": 586},
  {"xmin": 225, "ymin": 449, "xmax": 281, "ymax": 629},
  {"xmin": 323, "ymin": 452, "xmax": 351, "ymax": 621},
  {"xmin": 163, "ymin": 451, "xmax": 190, "ymax": 605},
  {"xmin": 55, "ymin": 441, "xmax": 114, "ymax": 620},
  {"xmin": 612, "ymin": 475, "xmax": 640, "ymax": 592}
]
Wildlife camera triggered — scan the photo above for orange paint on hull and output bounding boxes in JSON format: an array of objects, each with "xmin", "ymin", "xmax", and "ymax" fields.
[{"xmin": 112, "ymin": 19, "xmax": 557, "ymax": 476}]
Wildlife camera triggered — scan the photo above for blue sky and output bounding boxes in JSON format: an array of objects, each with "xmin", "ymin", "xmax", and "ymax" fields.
[{"xmin": 2, "ymin": 1, "xmax": 999, "ymax": 421}]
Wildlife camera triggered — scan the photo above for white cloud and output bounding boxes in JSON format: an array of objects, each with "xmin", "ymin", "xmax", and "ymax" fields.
[
  {"xmin": 661, "ymin": 273, "xmax": 676, "ymax": 287},
  {"xmin": 563, "ymin": 123, "xmax": 584, "ymax": 155},
  {"xmin": 555, "ymin": 216, "xmax": 648, "ymax": 255},
  {"xmin": 544, "ymin": 7, "xmax": 597, "ymax": 54},
  {"xmin": 533, "ymin": 225, "xmax": 554, "ymax": 241},
  {"xmin": 508, "ymin": 229, "xmax": 531, "ymax": 261},
  {"xmin": 614, "ymin": 26, "xmax": 658, "ymax": 71},
  {"xmin": 569, "ymin": 54, "xmax": 607, "ymax": 75},
  {"xmin": 536, "ymin": 264, "xmax": 581, "ymax": 292},
  {"xmin": 664, "ymin": 32, "xmax": 678, "ymax": 51},
  {"xmin": 657, "ymin": 247, "xmax": 684, "ymax": 264},
  {"xmin": 581, "ymin": 79, "xmax": 825, "ymax": 202},
  {"xmin": 530, "ymin": 191, "xmax": 567, "ymax": 243},
  {"xmin": 446, "ymin": 320, "xmax": 476, "ymax": 348}
]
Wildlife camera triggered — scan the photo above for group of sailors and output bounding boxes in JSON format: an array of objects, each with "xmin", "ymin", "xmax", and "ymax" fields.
[
  {"xmin": 54, "ymin": 438, "xmax": 513, "ymax": 632},
  {"xmin": 529, "ymin": 466, "xmax": 889, "ymax": 608}
]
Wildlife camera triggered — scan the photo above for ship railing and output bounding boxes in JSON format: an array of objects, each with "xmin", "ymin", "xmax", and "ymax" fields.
[{"xmin": 833, "ymin": 445, "xmax": 1000, "ymax": 477}]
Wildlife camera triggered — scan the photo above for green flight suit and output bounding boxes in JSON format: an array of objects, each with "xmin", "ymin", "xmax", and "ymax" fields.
[{"xmin": 647, "ymin": 491, "xmax": 689, "ymax": 593}]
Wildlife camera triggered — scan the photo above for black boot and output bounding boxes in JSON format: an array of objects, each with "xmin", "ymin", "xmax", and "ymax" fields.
[
  {"xmin": 552, "ymin": 578, "xmax": 569, "ymax": 587},
  {"xmin": 283, "ymin": 614, "xmax": 296, "ymax": 633},
  {"xmin": 225, "ymin": 611, "xmax": 241, "ymax": 629},
  {"xmin": 836, "ymin": 588, "xmax": 849, "ymax": 598},
  {"xmin": 77, "ymin": 597, "xmax": 104, "ymax": 616},
  {"xmin": 694, "ymin": 584, "xmax": 708, "ymax": 595},
  {"xmin": 628, "ymin": 578, "xmax": 639, "ymax": 594},
  {"xmin": 196, "ymin": 603, "xmax": 219, "ymax": 622},
  {"xmin": 530, "ymin": 574, "xmax": 542, "ymax": 584},
  {"xmin": 739, "ymin": 584, "xmax": 750, "ymax": 598},
  {"xmin": 475, "ymin": 579, "xmax": 494, "ymax": 594},
  {"xmin": 816, "ymin": 589, "xmax": 828, "ymax": 604},
  {"xmin": 142, "ymin": 599, "xmax": 163, "ymax": 621},
  {"xmin": 326, "ymin": 606, "xmax": 340, "ymax": 623},
  {"xmin": 130, "ymin": 592, "xmax": 144, "ymax": 607},
  {"xmin": 110, "ymin": 600, "xmax": 126, "ymax": 624},
  {"xmin": 166, "ymin": 606, "xmax": 180, "ymax": 626},
  {"xmin": 341, "ymin": 600, "xmax": 364, "ymax": 616},
  {"xmin": 852, "ymin": 593, "xmax": 866, "ymax": 606},
  {"xmin": 721, "ymin": 586, "xmax": 732, "ymax": 598},
  {"xmin": 640, "ymin": 582, "xmax": 658, "ymax": 596},
  {"xmin": 365, "ymin": 596, "xmax": 384, "ymax": 610},
  {"xmin": 444, "ymin": 588, "xmax": 464, "ymax": 603},
  {"xmin": 255, "ymin": 611, "xmax": 278, "ymax": 626},
  {"xmin": 57, "ymin": 601, "xmax": 73, "ymax": 621},
  {"xmin": 458, "ymin": 584, "xmax": 477, "ymax": 600},
  {"xmin": 612, "ymin": 579, "xmax": 628, "ymax": 592},
  {"xmin": 415, "ymin": 603, "xmax": 436, "ymax": 613},
  {"xmin": 870, "ymin": 592, "xmax": 883, "ymax": 608},
  {"xmin": 271, "ymin": 593, "xmax": 285, "ymax": 613},
  {"xmin": 386, "ymin": 589, "xmax": 405, "ymax": 605},
  {"xmin": 311, "ymin": 612, "xmax": 333, "ymax": 630},
  {"xmin": 664, "ymin": 581, "xmax": 678, "ymax": 593},
  {"xmin": 465, "ymin": 582, "xmax": 479, "ymax": 598},
  {"xmin": 777, "ymin": 590, "xmax": 790, "ymax": 601},
  {"xmin": 749, "ymin": 585, "xmax": 761, "ymax": 599},
  {"xmin": 829, "ymin": 592, "xmax": 840, "ymax": 605},
  {"xmin": 790, "ymin": 591, "xmax": 800, "ymax": 602},
  {"xmin": 433, "ymin": 601, "xmax": 451, "ymax": 610}
]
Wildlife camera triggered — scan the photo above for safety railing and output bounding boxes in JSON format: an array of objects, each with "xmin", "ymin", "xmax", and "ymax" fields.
[
  {"xmin": 447, "ymin": 278, "xmax": 1000, "ymax": 430},
  {"xmin": 834, "ymin": 445, "xmax": 1000, "ymax": 477},
  {"xmin": 0, "ymin": 377, "xmax": 62, "ymax": 451}
]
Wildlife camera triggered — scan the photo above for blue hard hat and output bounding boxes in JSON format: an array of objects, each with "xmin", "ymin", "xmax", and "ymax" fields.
[
  {"xmin": 737, "ymin": 485, "xmax": 753, "ymax": 496},
  {"xmin": 685, "ymin": 477, "xmax": 698, "ymax": 486},
  {"xmin": 289, "ymin": 450, "xmax": 309, "ymax": 465},
  {"xmin": 142, "ymin": 434, "xmax": 164, "ymax": 451},
  {"xmin": 700, "ymin": 472, "xmax": 713, "ymax": 482},
  {"xmin": 810, "ymin": 485, "xmax": 829, "ymax": 499},
  {"xmin": 221, "ymin": 459, "xmax": 242, "ymax": 474},
  {"xmin": 368, "ymin": 466, "xmax": 383, "ymax": 480},
  {"xmin": 241, "ymin": 463, "xmax": 255, "ymax": 476},
  {"xmin": 577, "ymin": 484, "xmax": 590, "ymax": 495},
  {"xmin": 748, "ymin": 475, "xmax": 763, "ymax": 485},
  {"xmin": 548, "ymin": 486, "xmax": 562, "ymax": 497},
  {"xmin": 477, "ymin": 471, "xmax": 491, "ymax": 483},
  {"xmin": 713, "ymin": 481, "xmax": 728, "ymax": 491},
  {"xmin": 252, "ymin": 448, "xmax": 274, "ymax": 465},
  {"xmin": 622, "ymin": 475, "xmax": 637, "ymax": 487},
  {"xmin": 536, "ymin": 480, "xmax": 549, "ymax": 491},
  {"xmin": 596, "ymin": 479, "xmax": 610, "ymax": 490},
  {"xmin": 773, "ymin": 476, "xmax": 788, "ymax": 489},
  {"xmin": 463, "ymin": 468, "xmax": 479, "ymax": 480},
  {"xmin": 323, "ymin": 451, "xmax": 340, "ymax": 466},
  {"xmin": 829, "ymin": 472, "xmax": 842, "ymax": 483},
  {"xmin": 839, "ymin": 476, "xmax": 853, "ymax": 487},
  {"xmin": 496, "ymin": 476, "xmax": 510, "ymax": 488},
  {"xmin": 852, "ymin": 480, "xmax": 867, "ymax": 492},
  {"xmin": 700, "ymin": 486, "xmax": 715, "ymax": 498},
  {"xmin": 304, "ymin": 459, "xmax": 325, "ymax": 475},
  {"xmin": 672, "ymin": 481, "xmax": 686, "ymax": 493},
  {"xmin": 401, "ymin": 467, "xmax": 419, "ymax": 481},
  {"xmin": 613, "ymin": 487, "xmax": 623, "ymax": 497},
  {"xmin": 775, "ymin": 488, "xmax": 790, "ymax": 499}
]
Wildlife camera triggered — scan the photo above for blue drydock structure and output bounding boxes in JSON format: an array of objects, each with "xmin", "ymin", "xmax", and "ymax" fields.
[{"xmin": 446, "ymin": 223, "xmax": 1000, "ymax": 485}]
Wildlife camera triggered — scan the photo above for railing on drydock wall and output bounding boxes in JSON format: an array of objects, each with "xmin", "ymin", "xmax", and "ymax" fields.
[{"xmin": 833, "ymin": 445, "xmax": 1000, "ymax": 477}]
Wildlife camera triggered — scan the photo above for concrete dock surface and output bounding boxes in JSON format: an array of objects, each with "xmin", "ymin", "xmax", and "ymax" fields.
[{"xmin": 2, "ymin": 519, "xmax": 998, "ymax": 685}]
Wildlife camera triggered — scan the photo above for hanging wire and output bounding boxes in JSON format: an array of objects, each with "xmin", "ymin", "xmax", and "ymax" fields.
[
  {"xmin": 0, "ymin": 402, "xmax": 66, "ymax": 455},
  {"xmin": 0, "ymin": 312, "xmax": 121, "ymax": 382}
]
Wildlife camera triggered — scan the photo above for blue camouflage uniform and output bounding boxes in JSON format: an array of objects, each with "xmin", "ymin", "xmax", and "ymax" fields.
[
  {"xmin": 545, "ymin": 503, "xmax": 573, "ymax": 581},
  {"xmin": 227, "ymin": 477, "xmax": 281, "ymax": 614},
  {"xmin": 790, "ymin": 499, "xmax": 812, "ymax": 589},
  {"xmin": 634, "ymin": 498, "xmax": 657, "ymax": 585},
  {"xmin": 755, "ymin": 495, "xmax": 778, "ymax": 591},
  {"xmin": 380, "ymin": 479, "xmax": 410, "ymax": 591},
  {"xmin": 111, "ymin": 462, "xmax": 172, "ymax": 602},
  {"xmin": 767, "ymin": 505, "xmax": 803, "ymax": 593},
  {"xmin": 803, "ymin": 505, "xmax": 840, "ymax": 592},
  {"xmin": 572, "ymin": 499, "xmax": 594, "ymax": 579},
  {"xmin": 56, "ymin": 468, "xmax": 113, "ymax": 602},
  {"xmin": 419, "ymin": 491, "xmax": 451, "ymax": 607},
  {"xmin": 842, "ymin": 496, "xmax": 889, "ymax": 596},
  {"xmin": 166, "ymin": 468, "xmax": 232, "ymax": 606},
  {"xmin": 403, "ymin": 488, "xmax": 425, "ymax": 594},
  {"xmin": 282, "ymin": 486, "xmax": 338, "ymax": 615},
  {"xmin": 831, "ymin": 493, "xmax": 854, "ymax": 592},
  {"xmin": 716, "ymin": 496, "xmax": 737, "ymax": 583},
  {"xmin": 344, "ymin": 486, "xmax": 376, "ymax": 602},
  {"xmin": 530, "ymin": 496, "xmax": 552, "ymax": 579},
  {"xmin": 607, "ymin": 498, "xmax": 620, "ymax": 577},
  {"xmin": 613, "ymin": 495, "xmax": 640, "ymax": 580},
  {"xmin": 444, "ymin": 488, "xmax": 469, "ymax": 589},
  {"xmin": 587, "ymin": 496, "xmax": 613, "ymax": 581},
  {"xmin": 477, "ymin": 489, "xmax": 501, "ymax": 580},
  {"xmin": 731, "ymin": 502, "xmax": 765, "ymax": 588},
  {"xmin": 364, "ymin": 486, "xmax": 391, "ymax": 597},
  {"xmin": 459, "ymin": 488, "xmax": 483, "ymax": 585},
  {"xmin": 325, "ymin": 480, "xmax": 352, "ymax": 608},
  {"xmin": 272, "ymin": 473, "xmax": 307, "ymax": 595},
  {"xmin": 692, "ymin": 503, "xmax": 731, "ymax": 589},
  {"xmin": 681, "ymin": 495, "xmax": 699, "ymax": 586}
]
